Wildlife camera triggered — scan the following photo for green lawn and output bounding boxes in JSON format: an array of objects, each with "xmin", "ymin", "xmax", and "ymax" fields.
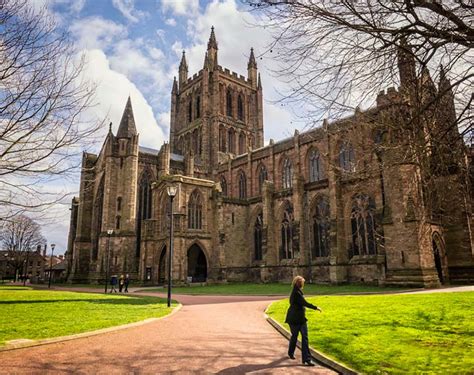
[
  {"xmin": 266, "ymin": 292, "xmax": 474, "ymax": 374},
  {"xmin": 0, "ymin": 286, "xmax": 176, "ymax": 346},
  {"xmin": 136, "ymin": 283, "xmax": 405, "ymax": 295}
]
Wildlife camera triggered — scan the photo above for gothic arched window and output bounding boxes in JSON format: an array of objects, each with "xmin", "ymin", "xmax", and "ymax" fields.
[
  {"xmin": 188, "ymin": 99, "xmax": 192, "ymax": 123},
  {"xmin": 350, "ymin": 194, "xmax": 377, "ymax": 256},
  {"xmin": 220, "ymin": 175, "xmax": 227, "ymax": 196},
  {"xmin": 226, "ymin": 89, "xmax": 233, "ymax": 117},
  {"xmin": 238, "ymin": 170, "xmax": 247, "ymax": 199},
  {"xmin": 282, "ymin": 157, "xmax": 293, "ymax": 189},
  {"xmin": 228, "ymin": 128, "xmax": 235, "ymax": 153},
  {"xmin": 219, "ymin": 125, "xmax": 226, "ymax": 152},
  {"xmin": 138, "ymin": 172, "xmax": 152, "ymax": 220},
  {"xmin": 311, "ymin": 198, "xmax": 330, "ymax": 257},
  {"xmin": 92, "ymin": 176, "xmax": 105, "ymax": 261},
  {"xmin": 309, "ymin": 149, "xmax": 324, "ymax": 182},
  {"xmin": 188, "ymin": 191, "xmax": 203, "ymax": 229},
  {"xmin": 117, "ymin": 197, "xmax": 122, "ymax": 211},
  {"xmin": 254, "ymin": 212, "xmax": 263, "ymax": 260},
  {"xmin": 237, "ymin": 94, "xmax": 244, "ymax": 121},
  {"xmin": 239, "ymin": 133, "xmax": 246, "ymax": 155},
  {"xmin": 193, "ymin": 129, "xmax": 199, "ymax": 155},
  {"xmin": 257, "ymin": 164, "xmax": 268, "ymax": 194},
  {"xmin": 280, "ymin": 203, "xmax": 294, "ymax": 259},
  {"xmin": 339, "ymin": 142, "xmax": 356, "ymax": 172},
  {"xmin": 196, "ymin": 96, "xmax": 201, "ymax": 118}
]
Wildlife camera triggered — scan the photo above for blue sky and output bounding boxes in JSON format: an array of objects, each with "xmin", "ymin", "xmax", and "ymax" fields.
[{"xmin": 38, "ymin": 0, "xmax": 301, "ymax": 253}]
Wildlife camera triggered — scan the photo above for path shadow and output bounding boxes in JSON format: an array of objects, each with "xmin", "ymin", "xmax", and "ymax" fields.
[{"xmin": 215, "ymin": 356, "xmax": 297, "ymax": 374}]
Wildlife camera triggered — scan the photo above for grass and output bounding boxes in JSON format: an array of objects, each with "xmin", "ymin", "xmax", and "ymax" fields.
[
  {"xmin": 0, "ymin": 286, "xmax": 176, "ymax": 347},
  {"xmin": 266, "ymin": 291, "xmax": 474, "ymax": 374},
  {"xmin": 136, "ymin": 282, "xmax": 406, "ymax": 295}
]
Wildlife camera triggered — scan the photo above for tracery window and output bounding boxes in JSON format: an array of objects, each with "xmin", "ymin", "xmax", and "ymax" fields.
[
  {"xmin": 257, "ymin": 164, "xmax": 268, "ymax": 194},
  {"xmin": 254, "ymin": 212, "xmax": 263, "ymax": 260},
  {"xmin": 239, "ymin": 133, "xmax": 246, "ymax": 155},
  {"xmin": 188, "ymin": 191, "xmax": 203, "ymax": 229},
  {"xmin": 280, "ymin": 203, "xmax": 294, "ymax": 259},
  {"xmin": 282, "ymin": 157, "xmax": 293, "ymax": 189},
  {"xmin": 311, "ymin": 198, "xmax": 330, "ymax": 257},
  {"xmin": 187, "ymin": 99, "xmax": 192, "ymax": 123},
  {"xmin": 226, "ymin": 89, "xmax": 233, "ymax": 117},
  {"xmin": 350, "ymin": 194, "xmax": 377, "ymax": 256},
  {"xmin": 309, "ymin": 149, "xmax": 325, "ymax": 182},
  {"xmin": 219, "ymin": 125, "xmax": 226, "ymax": 152},
  {"xmin": 339, "ymin": 142, "xmax": 356, "ymax": 172},
  {"xmin": 238, "ymin": 170, "xmax": 247, "ymax": 199},
  {"xmin": 228, "ymin": 128, "xmax": 235, "ymax": 153},
  {"xmin": 138, "ymin": 172, "xmax": 153, "ymax": 220},
  {"xmin": 196, "ymin": 96, "xmax": 201, "ymax": 118},
  {"xmin": 237, "ymin": 95, "xmax": 244, "ymax": 121}
]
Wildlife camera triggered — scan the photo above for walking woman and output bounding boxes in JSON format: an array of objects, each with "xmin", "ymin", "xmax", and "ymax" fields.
[{"xmin": 285, "ymin": 276, "xmax": 322, "ymax": 366}]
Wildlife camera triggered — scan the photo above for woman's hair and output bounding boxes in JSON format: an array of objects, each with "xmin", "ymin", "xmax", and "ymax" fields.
[{"xmin": 292, "ymin": 276, "xmax": 305, "ymax": 289}]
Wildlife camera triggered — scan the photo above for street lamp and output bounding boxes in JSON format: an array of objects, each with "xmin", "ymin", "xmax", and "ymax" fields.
[
  {"xmin": 48, "ymin": 243, "xmax": 55, "ymax": 288},
  {"xmin": 105, "ymin": 229, "xmax": 113, "ymax": 293},
  {"xmin": 167, "ymin": 184, "xmax": 177, "ymax": 308}
]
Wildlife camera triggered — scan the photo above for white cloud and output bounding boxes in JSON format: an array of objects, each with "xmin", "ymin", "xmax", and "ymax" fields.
[
  {"xmin": 112, "ymin": 0, "xmax": 147, "ymax": 23},
  {"xmin": 165, "ymin": 18, "xmax": 177, "ymax": 26},
  {"xmin": 156, "ymin": 29, "xmax": 166, "ymax": 43},
  {"xmin": 161, "ymin": 0, "xmax": 199, "ymax": 16},
  {"xmin": 82, "ymin": 49, "xmax": 166, "ymax": 150},
  {"xmin": 70, "ymin": 16, "xmax": 127, "ymax": 50}
]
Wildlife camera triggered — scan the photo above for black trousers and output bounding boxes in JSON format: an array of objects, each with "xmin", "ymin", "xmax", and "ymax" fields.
[{"xmin": 288, "ymin": 322, "xmax": 311, "ymax": 363}]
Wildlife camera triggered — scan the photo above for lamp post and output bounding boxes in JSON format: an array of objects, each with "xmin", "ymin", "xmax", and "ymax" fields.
[
  {"xmin": 166, "ymin": 184, "xmax": 177, "ymax": 308},
  {"xmin": 48, "ymin": 244, "xmax": 55, "ymax": 288},
  {"xmin": 105, "ymin": 229, "xmax": 113, "ymax": 293}
]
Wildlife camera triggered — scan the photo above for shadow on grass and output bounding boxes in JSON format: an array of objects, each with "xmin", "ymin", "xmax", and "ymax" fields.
[{"xmin": 0, "ymin": 297, "xmax": 168, "ymax": 306}]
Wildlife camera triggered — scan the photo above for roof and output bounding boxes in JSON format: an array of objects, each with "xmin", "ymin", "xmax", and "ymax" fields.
[{"xmin": 139, "ymin": 146, "xmax": 159, "ymax": 155}]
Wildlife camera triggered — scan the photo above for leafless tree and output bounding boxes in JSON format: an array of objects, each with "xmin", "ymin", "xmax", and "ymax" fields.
[
  {"xmin": 0, "ymin": 215, "xmax": 46, "ymax": 280},
  {"xmin": 247, "ymin": 0, "xmax": 472, "ymax": 135},
  {"xmin": 246, "ymin": 0, "xmax": 473, "ymax": 258},
  {"xmin": 0, "ymin": 0, "xmax": 101, "ymax": 219}
]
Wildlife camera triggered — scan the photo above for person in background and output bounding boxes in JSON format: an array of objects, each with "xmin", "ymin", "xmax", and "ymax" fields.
[
  {"xmin": 119, "ymin": 274, "xmax": 125, "ymax": 293},
  {"xmin": 285, "ymin": 275, "xmax": 322, "ymax": 366},
  {"xmin": 110, "ymin": 275, "xmax": 118, "ymax": 293},
  {"xmin": 124, "ymin": 274, "xmax": 130, "ymax": 293}
]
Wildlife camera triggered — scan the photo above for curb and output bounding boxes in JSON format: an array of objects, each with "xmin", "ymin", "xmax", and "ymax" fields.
[
  {"xmin": 0, "ymin": 303, "xmax": 182, "ymax": 352},
  {"xmin": 265, "ymin": 313, "xmax": 358, "ymax": 375}
]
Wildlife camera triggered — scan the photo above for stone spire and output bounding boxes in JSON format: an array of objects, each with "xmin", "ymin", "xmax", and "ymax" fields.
[
  {"xmin": 248, "ymin": 47, "xmax": 257, "ymax": 69},
  {"xmin": 172, "ymin": 76, "xmax": 178, "ymax": 94},
  {"xmin": 248, "ymin": 47, "xmax": 258, "ymax": 87},
  {"xmin": 397, "ymin": 37, "xmax": 417, "ymax": 92},
  {"xmin": 207, "ymin": 26, "xmax": 218, "ymax": 50},
  {"xmin": 207, "ymin": 26, "xmax": 218, "ymax": 70},
  {"xmin": 179, "ymin": 51, "xmax": 188, "ymax": 86},
  {"xmin": 257, "ymin": 73, "xmax": 262, "ymax": 90},
  {"xmin": 117, "ymin": 96, "xmax": 137, "ymax": 138}
]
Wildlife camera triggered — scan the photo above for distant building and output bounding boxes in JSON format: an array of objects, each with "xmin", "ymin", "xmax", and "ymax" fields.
[{"xmin": 67, "ymin": 28, "xmax": 473, "ymax": 287}]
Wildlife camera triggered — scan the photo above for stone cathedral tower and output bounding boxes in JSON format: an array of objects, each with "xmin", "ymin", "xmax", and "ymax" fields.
[{"xmin": 170, "ymin": 27, "xmax": 264, "ymax": 176}]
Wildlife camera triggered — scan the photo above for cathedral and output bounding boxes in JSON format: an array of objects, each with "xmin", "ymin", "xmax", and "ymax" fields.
[{"xmin": 67, "ymin": 28, "xmax": 474, "ymax": 287}]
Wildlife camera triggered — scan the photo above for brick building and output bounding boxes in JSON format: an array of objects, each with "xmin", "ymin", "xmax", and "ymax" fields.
[{"xmin": 67, "ymin": 29, "xmax": 473, "ymax": 287}]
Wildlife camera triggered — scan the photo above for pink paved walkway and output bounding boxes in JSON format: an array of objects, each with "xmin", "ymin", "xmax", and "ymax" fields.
[{"xmin": 0, "ymin": 290, "xmax": 335, "ymax": 374}]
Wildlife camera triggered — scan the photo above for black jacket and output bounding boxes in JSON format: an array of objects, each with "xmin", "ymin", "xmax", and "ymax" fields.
[{"xmin": 285, "ymin": 287, "xmax": 318, "ymax": 325}]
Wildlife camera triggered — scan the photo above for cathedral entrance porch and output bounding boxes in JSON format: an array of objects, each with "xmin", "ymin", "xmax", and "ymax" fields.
[{"xmin": 187, "ymin": 244, "xmax": 207, "ymax": 282}]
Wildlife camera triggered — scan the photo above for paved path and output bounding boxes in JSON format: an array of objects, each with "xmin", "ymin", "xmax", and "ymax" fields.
[{"xmin": 0, "ymin": 290, "xmax": 335, "ymax": 374}]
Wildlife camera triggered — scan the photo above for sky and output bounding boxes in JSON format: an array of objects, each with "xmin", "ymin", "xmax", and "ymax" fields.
[{"xmin": 36, "ymin": 0, "xmax": 303, "ymax": 254}]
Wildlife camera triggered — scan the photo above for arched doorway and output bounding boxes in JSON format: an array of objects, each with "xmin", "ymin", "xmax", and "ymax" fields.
[
  {"xmin": 187, "ymin": 244, "xmax": 207, "ymax": 282},
  {"xmin": 158, "ymin": 246, "xmax": 166, "ymax": 285},
  {"xmin": 432, "ymin": 234, "xmax": 445, "ymax": 284}
]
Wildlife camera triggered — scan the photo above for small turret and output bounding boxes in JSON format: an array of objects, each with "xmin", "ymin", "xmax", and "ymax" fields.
[
  {"xmin": 179, "ymin": 51, "xmax": 188, "ymax": 87},
  {"xmin": 397, "ymin": 37, "xmax": 417, "ymax": 93},
  {"xmin": 172, "ymin": 76, "xmax": 178, "ymax": 94},
  {"xmin": 257, "ymin": 73, "xmax": 262, "ymax": 90},
  {"xmin": 117, "ymin": 96, "xmax": 137, "ymax": 138},
  {"xmin": 207, "ymin": 26, "xmax": 218, "ymax": 70},
  {"xmin": 248, "ymin": 47, "xmax": 258, "ymax": 87}
]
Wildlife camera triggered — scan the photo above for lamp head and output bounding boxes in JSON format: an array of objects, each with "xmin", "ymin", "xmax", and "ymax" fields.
[
  {"xmin": 167, "ymin": 184, "xmax": 177, "ymax": 198},
  {"xmin": 51, "ymin": 244, "xmax": 56, "ymax": 251}
]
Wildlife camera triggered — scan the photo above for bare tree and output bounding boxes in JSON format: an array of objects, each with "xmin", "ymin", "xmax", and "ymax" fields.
[
  {"xmin": 0, "ymin": 215, "xmax": 46, "ymax": 280},
  {"xmin": 245, "ymin": 0, "xmax": 473, "ymax": 266},
  {"xmin": 247, "ymin": 0, "xmax": 472, "ymax": 135},
  {"xmin": 0, "ymin": 0, "xmax": 101, "ymax": 218}
]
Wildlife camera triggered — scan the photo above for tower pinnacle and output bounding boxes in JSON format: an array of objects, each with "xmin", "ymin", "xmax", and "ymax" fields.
[{"xmin": 117, "ymin": 96, "xmax": 137, "ymax": 138}]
